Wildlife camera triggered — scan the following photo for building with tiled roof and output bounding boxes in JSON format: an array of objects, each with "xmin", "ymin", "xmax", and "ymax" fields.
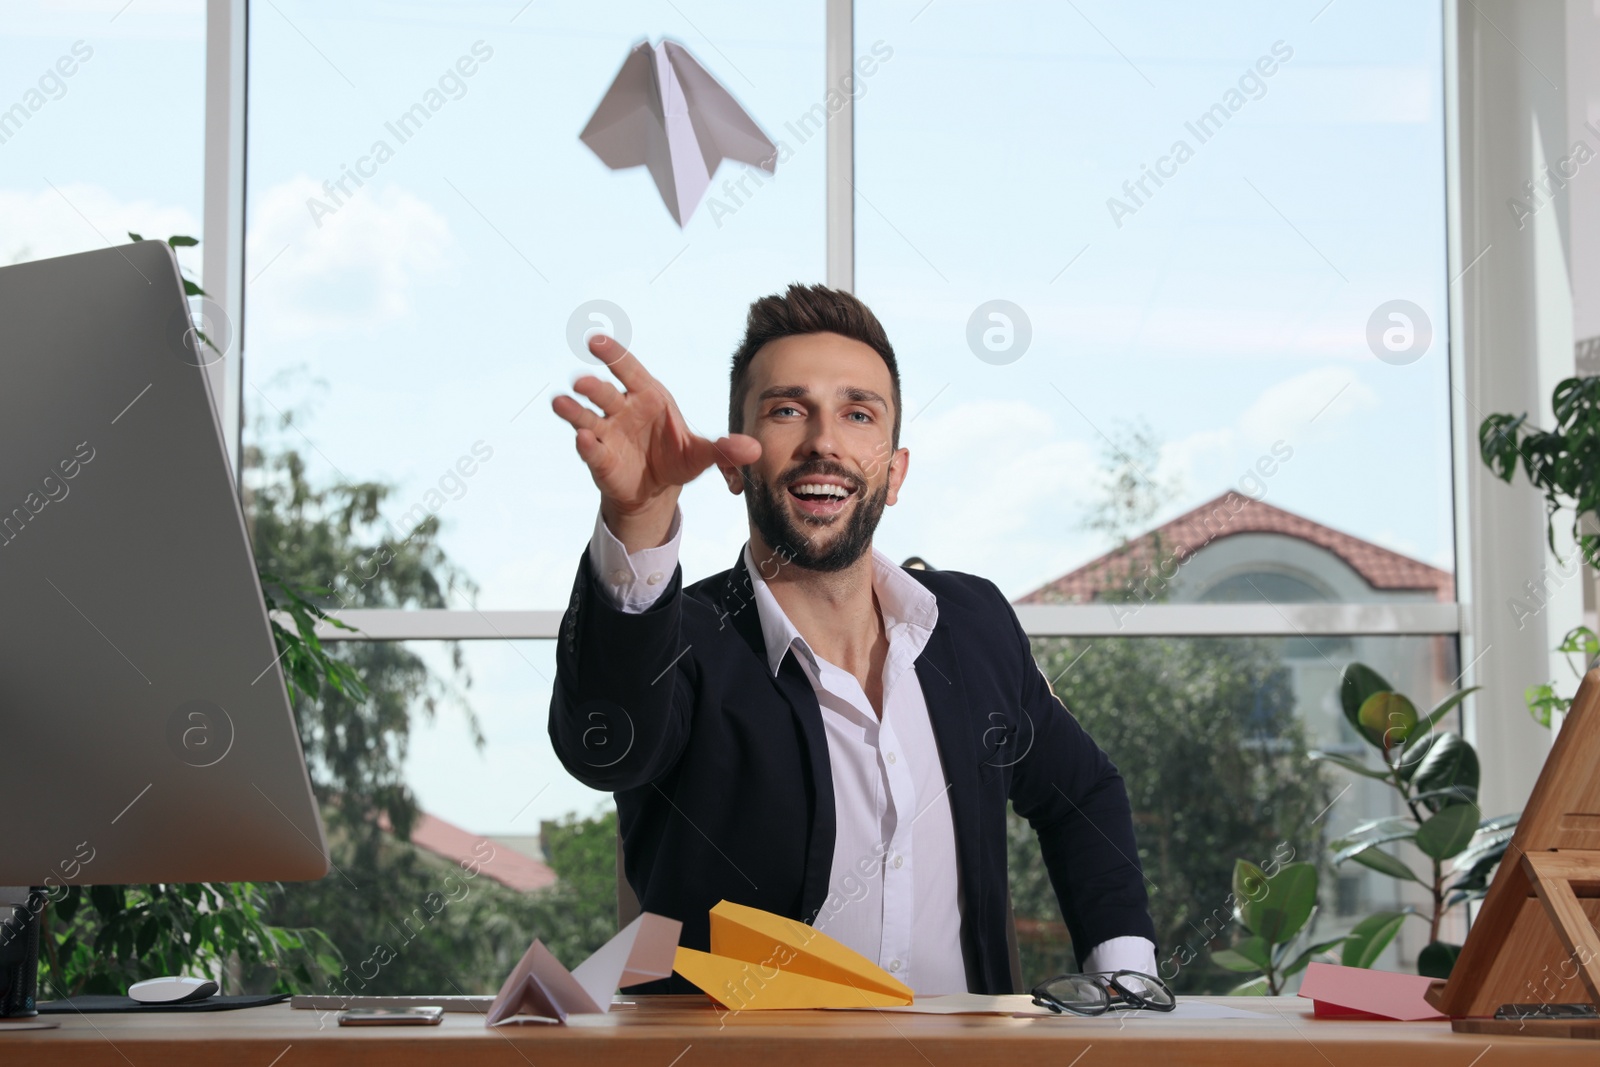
[
  {"xmin": 1016, "ymin": 491, "xmax": 1453, "ymax": 606},
  {"xmin": 401, "ymin": 811, "xmax": 558, "ymax": 893},
  {"xmin": 1012, "ymin": 490, "xmax": 1459, "ymax": 963}
]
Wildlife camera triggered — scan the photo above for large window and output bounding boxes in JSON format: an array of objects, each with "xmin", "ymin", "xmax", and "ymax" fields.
[{"xmin": 230, "ymin": 0, "xmax": 1460, "ymax": 986}]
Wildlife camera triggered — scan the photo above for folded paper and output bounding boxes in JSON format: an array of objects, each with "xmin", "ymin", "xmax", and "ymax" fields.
[
  {"xmin": 672, "ymin": 899, "xmax": 913, "ymax": 1010},
  {"xmin": 1297, "ymin": 961, "xmax": 1447, "ymax": 1021},
  {"xmin": 486, "ymin": 911, "xmax": 681, "ymax": 1026},
  {"xmin": 580, "ymin": 38, "xmax": 777, "ymax": 227}
]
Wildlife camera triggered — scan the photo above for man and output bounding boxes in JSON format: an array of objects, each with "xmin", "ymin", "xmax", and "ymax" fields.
[{"xmin": 549, "ymin": 284, "xmax": 1156, "ymax": 994}]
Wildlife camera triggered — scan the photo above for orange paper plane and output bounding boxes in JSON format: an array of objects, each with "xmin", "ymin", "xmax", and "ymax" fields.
[{"xmin": 673, "ymin": 900, "xmax": 914, "ymax": 1010}]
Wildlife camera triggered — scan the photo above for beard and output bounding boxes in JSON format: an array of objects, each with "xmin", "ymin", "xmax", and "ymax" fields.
[{"xmin": 744, "ymin": 459, "xmax": 889, "ymax": 573}]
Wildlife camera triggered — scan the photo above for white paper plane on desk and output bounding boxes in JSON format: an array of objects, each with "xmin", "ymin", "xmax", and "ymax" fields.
[
  {"xmin": 485, "ymin": 912, "xmax": 682, "ymax": 1026},
  {"xmin": 580, "ymin": 38, "xmax": 777, "ymax": 227}
]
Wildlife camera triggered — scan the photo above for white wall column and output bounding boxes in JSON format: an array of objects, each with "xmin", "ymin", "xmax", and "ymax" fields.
[
  {"xmin": 202, "ymin": 0, "xmax": 248, "ymax": 478},
  {"xmin": 1450, "ymin": 0, "xmax": 1579, "ymax": 817}
]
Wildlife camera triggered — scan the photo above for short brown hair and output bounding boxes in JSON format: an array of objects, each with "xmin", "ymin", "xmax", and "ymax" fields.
[{"xmin": 729, "ymin": 283, "xmax": 902, "ymax": 447}]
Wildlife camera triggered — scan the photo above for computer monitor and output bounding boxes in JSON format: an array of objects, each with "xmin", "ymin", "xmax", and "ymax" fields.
[{"xmin": 0, "ymin": 241, "xmax": 328, "ymax": 891}]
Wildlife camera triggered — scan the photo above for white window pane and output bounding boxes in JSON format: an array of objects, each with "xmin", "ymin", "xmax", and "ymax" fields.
[
  {"xmin": 244, "ymin": 2, "xmax": 825, "ymax": 606},
  {"xmin": 856, "ymin": 1, "xmax": 1452, "ymax": 601},
  {"xmin": 0, "ymin": 3, "xmax": 205, "ymax": 273}
]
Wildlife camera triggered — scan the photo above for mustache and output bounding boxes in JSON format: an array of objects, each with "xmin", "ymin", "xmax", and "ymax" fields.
[{"xmin": 775, "ymin": 461, "xmax": 864, "ymax": 493}]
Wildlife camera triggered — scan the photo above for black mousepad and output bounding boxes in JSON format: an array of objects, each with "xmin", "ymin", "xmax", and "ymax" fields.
[{"xmin": 38, "ymin": 993, "xmax": 290, "ymax": 1014}]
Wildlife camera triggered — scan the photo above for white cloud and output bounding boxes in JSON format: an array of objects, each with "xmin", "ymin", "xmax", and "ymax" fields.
[
  {"xmin": 0, "ymin": 183, "xmax": 199, "ymax": 267},
  {"xmin": 1238, "ymin": 365, "xmax": 1379, "ymax": 445},
  {"xmin": 886, "ymin": 398, "xmax": 1103, "ymax": 592},
  {"xmin": 246, "ymin": 174, "xmax": 451, "ymax": 337}
]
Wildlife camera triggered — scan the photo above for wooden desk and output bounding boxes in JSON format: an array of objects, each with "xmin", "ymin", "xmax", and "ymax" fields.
[{"xmin": 8, "ymin": 995, "xmax": 1597, "ymax": 1066}]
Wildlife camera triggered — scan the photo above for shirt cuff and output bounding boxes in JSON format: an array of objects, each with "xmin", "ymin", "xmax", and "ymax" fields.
[
  {"xmin": 1081, "ymin": 935, "xmax": 1158, "ymax": 977},
  {"xmin": 588, "ymin": 505, "xmax": 683, "ymax": 614}
]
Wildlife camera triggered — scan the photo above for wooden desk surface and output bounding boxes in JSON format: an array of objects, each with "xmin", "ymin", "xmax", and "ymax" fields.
[{"xmin": 7, "ymin": 995, "xmax": 1597, "ymax": 1066}]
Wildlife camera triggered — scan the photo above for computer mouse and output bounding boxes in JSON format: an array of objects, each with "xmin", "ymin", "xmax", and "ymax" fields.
[{"xmin": 127, "ymin": 976, "xmax": 220, "ymax": 1004}]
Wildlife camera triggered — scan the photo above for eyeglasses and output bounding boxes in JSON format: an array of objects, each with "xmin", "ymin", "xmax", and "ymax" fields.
[{"xmin": 1030, "ymin": 970, "xmax": 1176, "ymax": 1016}]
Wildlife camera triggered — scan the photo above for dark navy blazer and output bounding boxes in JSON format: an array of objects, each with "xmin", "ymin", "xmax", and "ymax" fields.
[{"xmin": 549, "ymin": 547, "xmax": 1157, "ymax": 994}]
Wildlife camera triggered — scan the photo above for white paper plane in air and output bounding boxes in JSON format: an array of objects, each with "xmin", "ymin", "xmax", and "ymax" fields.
[{"xmin": 580, "ymin": 38, "xmax": 777, "ymax": 227}]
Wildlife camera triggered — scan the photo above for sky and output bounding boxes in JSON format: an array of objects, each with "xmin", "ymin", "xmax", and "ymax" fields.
[{"xmin": 2, "ymin": 0, "xmax": 1454, "ymax": 834}]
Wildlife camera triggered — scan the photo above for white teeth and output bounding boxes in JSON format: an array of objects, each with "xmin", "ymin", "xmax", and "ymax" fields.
[{"xmin": 792, "ymin": 482, "xmax": 849, "ymax": 498}]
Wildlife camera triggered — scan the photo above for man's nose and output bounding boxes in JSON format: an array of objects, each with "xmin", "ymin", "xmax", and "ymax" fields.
[{"xmin": 800, "ymin": 413, "xmax": 841, "ymax": 458}]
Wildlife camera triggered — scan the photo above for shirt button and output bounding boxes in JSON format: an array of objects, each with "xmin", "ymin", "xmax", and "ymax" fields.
[
  {"xmin": 892, "ymin": 855, "xmax": 904, "ymax": 869},
  {"xmin": 889, "ymin": 959, "xmax": 902, "ymax": 972},
  {"xmin": 609, "ymin": 569, "xmax": 631, "ymax": 585},
  {"xmin": 646, "ymin": 571, "xmax": 665, "ymax": 585},
  {"xmin": 886, "ymin": 752, "xmax": 897, "ymax": 764}
]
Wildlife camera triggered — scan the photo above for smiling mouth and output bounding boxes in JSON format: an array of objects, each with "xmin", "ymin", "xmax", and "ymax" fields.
[{"xmin": 786, "ymin": 479, "xmax": 857, "ymax": 517}]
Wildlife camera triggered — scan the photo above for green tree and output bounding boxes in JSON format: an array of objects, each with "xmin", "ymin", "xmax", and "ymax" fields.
[
  {"xmin": 1011, "ymin": 635, "xmax": 1328, "ymax": 993},
  {"xmin": 242, "ymin": 427, "xmax": 620, "ymax": 993},
  {"xmin": 1008, "ymin": 426, "xmax": 1329, "ymax": 993}
]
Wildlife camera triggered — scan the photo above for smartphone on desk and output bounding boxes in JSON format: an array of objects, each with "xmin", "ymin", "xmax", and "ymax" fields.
[{"xmin": 337, "ymin": 1006, "xmax": 445, "ymax": 1026}]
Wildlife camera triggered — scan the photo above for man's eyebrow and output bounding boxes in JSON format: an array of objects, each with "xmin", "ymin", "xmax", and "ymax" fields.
[{"xmin": 755, "ymin": 385, "xmax": 888, "ymax": 409}]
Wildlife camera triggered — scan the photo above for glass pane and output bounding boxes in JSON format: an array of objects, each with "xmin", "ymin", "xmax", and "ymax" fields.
[
  {"xmin": 252, "ymin": 638, "xmax": 616, "ymax": 994},
  {"xmin": 0, "ymin": 3, "xmax": 205, "ymax": 273},
  {"xmin": 244, "ymin": 2, "xmax": 825, "ymax": 607},
  {"xmin": 1014, "ymin": 634, "xmax": 1461, "ymax": 993},
  {"xmin": 856, "ymin": 1, "xmax": 1452, "ymax": 602}
]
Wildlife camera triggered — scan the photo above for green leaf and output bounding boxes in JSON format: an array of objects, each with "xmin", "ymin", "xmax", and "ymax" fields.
[
  {"xmin": 1341, "ymin": 910, "xmax": 1410, "ymax": 968},
  {"xmin": 1358, "ymin": 691, "xmax": 1418, "ymax": 751},
  {"xmin": 167, "ymin": 235, "xmax": 199, "ymax": 247},
  {"xmin": 1393, "ymin": 731, "xmax": 1436, "ymax": 782},
  {"xmin": 1337, "ymin": 819, "xmax": 1414, "ymax": 844},
  {"xmin": 1479, "ymin": 412, "xmax": 1527, "ymax": 482},
  {"xmin": 1242, "ymin": 862, "xmax": 1318, "ymax": 945},
  {"xmin": 1416, "ymin": 803, "xmax": 1482, "ymax": 860},
  {"xmin": 1556, "ymin": 625, "xmax": 1600, "ymax": 658},
  {"xmin": 1340, "ymin": 663, "xmax": 1395, "ymax": 736},
  {"xmin": 1419, "ymin": 687, "xmax": 1479, "ymax": 734},
  {"xmin": 127, "ymin": 231, "xmax": 144, "ymax": 242},
  {"xmin": 1308, "ymin": 750, "xmax": 1392, "ymax": 781},
  {"xmin": 1411, "ymin": 734, "xmax": 1480, "ymax": 813},
  {"xmin": 1212, "ymin": 947, "xmax": 1265, "ymax": 973},
  {"xmin": 1332, "ymin": 828, "xmax": 1418, "ymax": 864},
  {"xmin": 1525, "ymin": 684, "xmax": 1564, "ymax": 728},
  {"xmin": 1347, "ymin": 847, "xmax": 1421, "ymax": 883},
  {"xmin": 1283, "ymin": 936, "xmax": 1348, "ymax": 979},
  {"xmin": 1232, "ymin": 858, "xmax": 1270, "ymax": 931},
  {"xmin": 1418, "ymin": 941, "xmax": 1461, "ymax": 979}
]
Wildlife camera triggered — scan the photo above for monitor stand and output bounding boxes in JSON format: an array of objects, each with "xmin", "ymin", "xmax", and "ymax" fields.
[{"xmin": 0, "ymin": 888, "xmax": 44, "ymax": 1018}]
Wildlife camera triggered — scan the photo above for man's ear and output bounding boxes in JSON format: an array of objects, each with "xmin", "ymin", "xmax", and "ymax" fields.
[
  {"xmin": 716, "ymin": 458, "xmax": 746, "ymax": 496},
  {"xmin": 885, "ymin": 446, "xmax": 910, "ymax": 507}
]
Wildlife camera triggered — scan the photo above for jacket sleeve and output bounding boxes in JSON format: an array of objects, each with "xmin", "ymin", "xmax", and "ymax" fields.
[
  {"xmin": 548, "ymin": 545, "xmax": 698, "ymax": 792},
  {"xmin": 995, "ymin": 584, "xmax": 1159, "ymax": 962}
]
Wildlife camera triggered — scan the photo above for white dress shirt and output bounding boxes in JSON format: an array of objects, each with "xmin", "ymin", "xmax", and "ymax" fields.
[{"xmin": 587, "ymin": 507, "xmax": 1158, "ymax": 987}]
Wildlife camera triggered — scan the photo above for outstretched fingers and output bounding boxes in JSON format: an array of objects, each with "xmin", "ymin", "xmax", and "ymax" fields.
[
  {"xmin": 551, "ymin": 393, "xmax": 600, "ymax": 432},
  {"xmin": 588, "ymin": 334, "xmax": 657, "ymax": 395}
]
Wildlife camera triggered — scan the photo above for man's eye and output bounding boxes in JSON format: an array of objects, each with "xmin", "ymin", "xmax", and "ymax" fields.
[
  {"xmin": 847, "ymin": 411, "xmax": 872, "ymax": 423},
  {"xmin": 772, "ymin": 405, "xmax": 800, "ymax": 417}
]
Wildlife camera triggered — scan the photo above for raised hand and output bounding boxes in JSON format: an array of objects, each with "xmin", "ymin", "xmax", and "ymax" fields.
[{"xmin": 551, "ymin": 334, "xmax": 760, "ymax": 552}]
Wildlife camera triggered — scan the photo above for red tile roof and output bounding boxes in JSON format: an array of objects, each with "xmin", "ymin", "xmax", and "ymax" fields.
[
  {"xmin": 1016, "ymin": 491, "xmax": 1454, "ymax": 604},
  {"xmin": 391, "ymin": 811, "xmax": 558, "ymax": 893}
]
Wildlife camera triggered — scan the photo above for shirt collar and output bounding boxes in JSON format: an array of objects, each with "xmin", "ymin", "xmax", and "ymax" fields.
[{"xmin": 741, "ymin": 542, "xmax": 939, "ymax": 678}]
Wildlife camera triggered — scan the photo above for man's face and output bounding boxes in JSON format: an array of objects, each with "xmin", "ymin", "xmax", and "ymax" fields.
[{"xmin": 720, "ymin": 332, "xmax": 908, "ymax": 572}]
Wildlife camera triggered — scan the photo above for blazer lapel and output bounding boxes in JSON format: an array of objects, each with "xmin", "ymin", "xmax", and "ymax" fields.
[{"xmin": 717, "ymin": 554, "xmax": 837, "ymax": 919}]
